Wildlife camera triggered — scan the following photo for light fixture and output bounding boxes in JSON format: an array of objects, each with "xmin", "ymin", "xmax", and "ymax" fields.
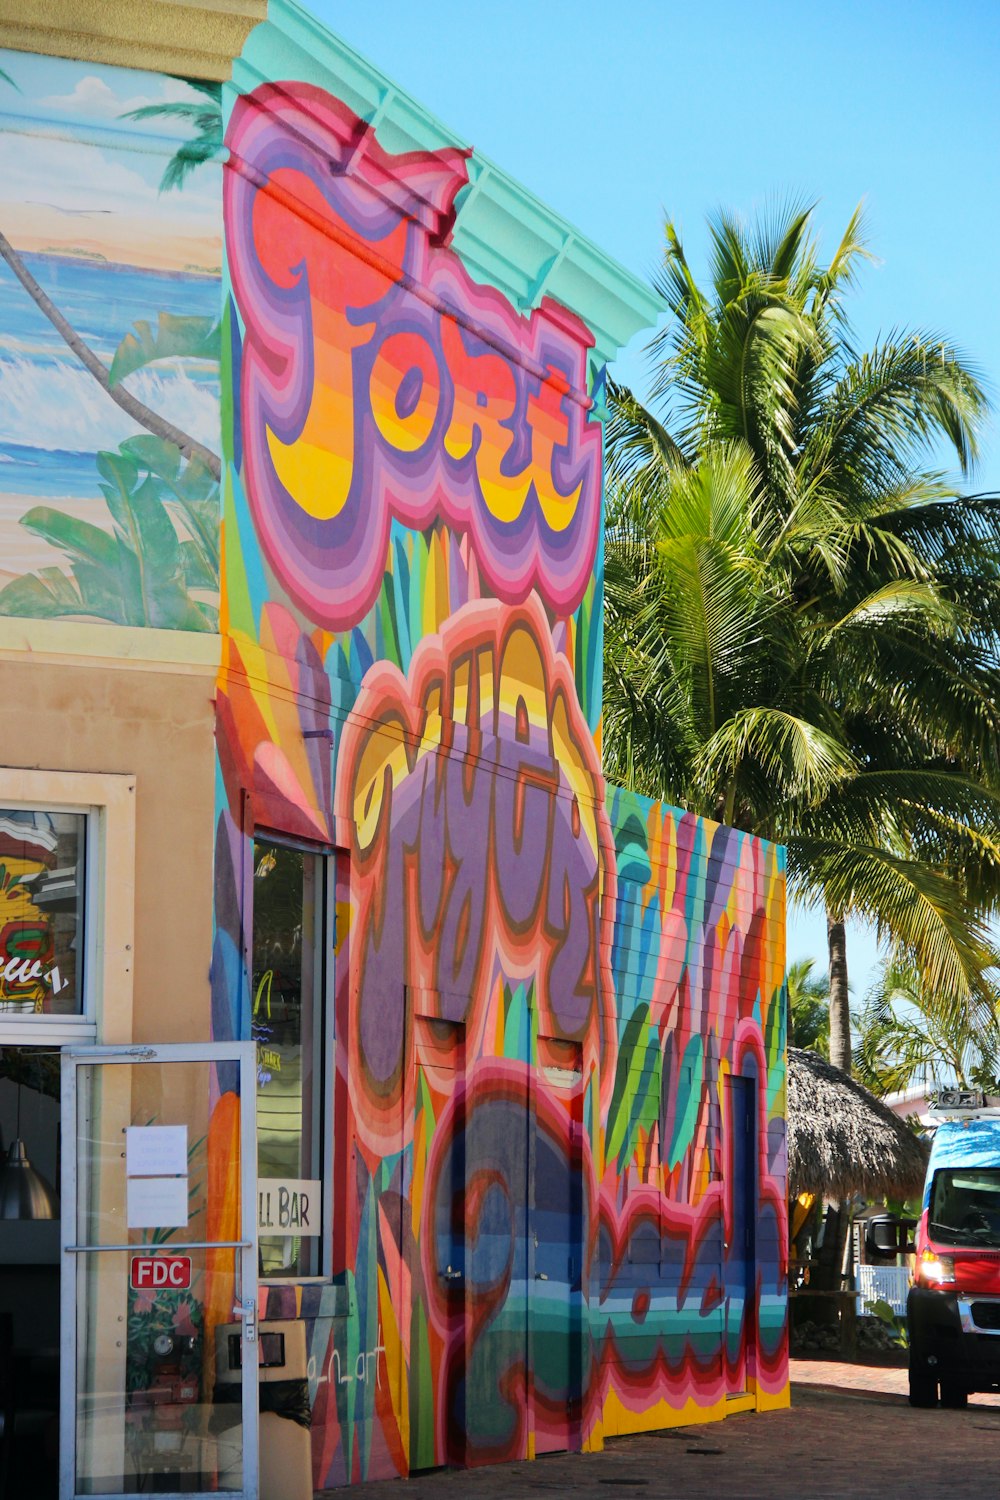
[{"xmin": 0, "ymin": 1079, "xmax": 59, "ymax": 1220}]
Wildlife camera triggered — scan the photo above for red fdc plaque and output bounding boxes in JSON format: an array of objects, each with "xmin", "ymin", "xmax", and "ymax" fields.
[{"xmin": 130, "ymin": 1255, "xmax": 192, "ymax": 1291}]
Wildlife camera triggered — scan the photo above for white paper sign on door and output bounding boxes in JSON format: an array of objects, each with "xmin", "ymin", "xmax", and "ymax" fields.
[
  {"xmin": 127, "ymin": 1175, "xmax": 189, "ymax": 1230},
  {"xmin": 126, "ymin": 1125, "xmax": 188, "ymax": 1177}
]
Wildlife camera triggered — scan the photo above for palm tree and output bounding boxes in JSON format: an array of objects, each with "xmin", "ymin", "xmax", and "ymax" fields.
[
  {"xmin": 605, "ymin": 436, "xmax": 1000, "ymax": 1054},
  {"xmin": 606, "ymin": 201, "xmax": 1000, "ymax": 1073},
  {"xmin": 854, "ymin": 955, "xmax": 1000, "ymax": 1096},
  {"xmin": 604, "ymin": 439, "xmax": 858, "ymax": 825},
  {"xmin": 787, "ymin": 959, "xmax": 831, "ymax": 1056}
]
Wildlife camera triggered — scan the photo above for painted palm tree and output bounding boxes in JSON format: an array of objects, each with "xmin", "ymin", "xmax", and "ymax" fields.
[
  {"xmin": 122, "ymin": 79, "xmax": 222, "ymax": 193},
  {"xmin": 0, "ymin": 64, "xmax": 220, "ymax": 475},
  {"xmin": 605, "ymin": 201, "xmax": 1000, "ymax": 1072},
  {"xmin": 0, "ymin": 63, "xmax": 223, "ymax": 625},
  {"xmin": 0, "ymin": 229, "xmax": 221, "ymax": 478}
]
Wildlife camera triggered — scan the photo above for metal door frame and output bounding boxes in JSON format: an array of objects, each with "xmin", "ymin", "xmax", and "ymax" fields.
[{"xmin": 59, "ymin": 1041, "xmax": 259, "ymax": 1500}]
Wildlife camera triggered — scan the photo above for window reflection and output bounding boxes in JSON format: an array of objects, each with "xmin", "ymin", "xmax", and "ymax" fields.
[
  {"xmin": 251, "ymin": 839, "xmax": 322, "ymax": 1277},
  {"xmin": 0, "ymin": 809, "xmax": 85, "ymax": 1017},
  {"xmin": 930, "ymin": 1168, "xmax": 1000, "ymax": 1248}
]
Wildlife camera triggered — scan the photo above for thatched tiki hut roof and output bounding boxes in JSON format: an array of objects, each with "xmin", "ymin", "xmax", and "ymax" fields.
[{"xmin": 787, "ymin": 1047, "xmax": 929, "ymax": 1200}]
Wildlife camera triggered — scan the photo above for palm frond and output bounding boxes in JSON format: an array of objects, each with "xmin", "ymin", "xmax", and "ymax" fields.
[{"xmin": 789, "ymin": 839, "xmax": 996, "ymax": 1004}]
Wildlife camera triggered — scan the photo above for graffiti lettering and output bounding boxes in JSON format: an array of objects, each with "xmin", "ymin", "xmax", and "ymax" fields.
[
  {"xmin": 335, "ymin": 596, "xmax": 616, "ymax": 1151},
  {"xmin": 225, "ymin": 83, "xmax": 602, "ymax": 629},
  {"xmin": 326, "ymin": 1339, "xmax": 385, "ymax": 1391}
]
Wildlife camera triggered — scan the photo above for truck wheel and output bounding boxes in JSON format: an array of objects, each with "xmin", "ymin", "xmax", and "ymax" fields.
[
  {"xmin": 939, "ymin": 1381, "xmax": 968, "ymax": 1409},
  {"xmin": 908, "ymin": 1367, "xmax": 938, "ymax": 1407}
]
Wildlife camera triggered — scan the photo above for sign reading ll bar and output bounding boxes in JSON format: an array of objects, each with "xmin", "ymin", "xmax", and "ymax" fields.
[
  {"xmin": 130, "ymin": 1255, "xmax": 192, "ymax": 1291},
  {"xmin": 258, "ymin": 1178, "xmax": 320, "ymax": 1235}
]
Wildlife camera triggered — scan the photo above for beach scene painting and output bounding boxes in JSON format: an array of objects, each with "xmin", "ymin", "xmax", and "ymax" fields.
[{"xmin": 0, "ymin": 48, "xmax": 222, "ymax": 630}]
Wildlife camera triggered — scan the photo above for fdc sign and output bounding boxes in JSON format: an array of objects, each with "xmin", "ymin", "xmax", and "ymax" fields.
[{"xmin": 130, "ymin": 1255, "xmax": 192, "ymax": 1291}]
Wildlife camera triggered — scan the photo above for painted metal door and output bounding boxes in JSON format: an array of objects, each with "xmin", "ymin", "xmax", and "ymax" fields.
[
  {"xmin": 724, "ymin": 1073, "xmax": 756, "ymax": 1397},
  {"xmin": 410, "ymin": 1014, "xmax": 469, "ymax": 1469},
  {"xmin": 60, "ymin": 1042, "xmax": 259, "ymax": 1500},
  {"xmin": 530, "ymin": 1037, "xmax": 584, "ymax": 1456}
]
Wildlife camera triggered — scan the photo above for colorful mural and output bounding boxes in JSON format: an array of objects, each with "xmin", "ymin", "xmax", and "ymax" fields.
[
  {"xmin": 0, "ymin": 49, "xmax": 221, "ymax": 627},
  {"xmin": 212, "ymin": 31, "xmax": 788, "ymax": 1494},
  {"xmin": 225, "ymin": 82, "xmax": 601, "ymax": 633}
]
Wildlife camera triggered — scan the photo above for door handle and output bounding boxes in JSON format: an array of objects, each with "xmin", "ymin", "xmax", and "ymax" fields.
[
  {"xmin": 440, "ymin": 1267, "xmax": 463, "ymax": 1282},
  {"xmin": 535, "ymin": 1272, "xmax": 549, "ymax": 1282},
  {"xmin": 238, "ymin": 1298, "xmax": 257, "ymax": 1343}
]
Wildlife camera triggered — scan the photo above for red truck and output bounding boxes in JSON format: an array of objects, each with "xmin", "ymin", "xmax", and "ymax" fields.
[{"xmin": 872, "ymin": 1090, "xmax": 1000, "ymax": 1407}]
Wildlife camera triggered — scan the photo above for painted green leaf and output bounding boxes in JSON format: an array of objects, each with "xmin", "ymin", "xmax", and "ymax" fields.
[
  {"xmin": 0, "ymin": 567, "xmax": 88, "ymax": 620},
  {"xmin": 19, "ymin": 507, "xmax": 119, "ymax": 571},
  {"xmin": 411, "ymin": 1295, "xmax": 436, "ymax": 1470},
  {"xmin": 665, "ymin": 1035, "xmax": 704, "ymax": 1169},
  {"xmin": 619, "ymin": 1039, "xmax": 662, "ymax": 1170},
  {"xmin": 121, "ymin": 434, "xmax": 182, "ymax": 481},
  {"xmin": 3, "ymin": 438, "xmax": 219, "ymax": 631},
  {"xmin": 606, "ymin": 1002, "xmax": 650, "ymax": 1162},
  {"xmin": 109, "ymin": 313, "xmax": 220, "ymax": 387},
  {"xmin": 764, "ymin": 979, "xmax": 785, "ymax": 1077},
  {"xmin": 179, "ymin": 539, "xmax": 216, "ymax": 590}
]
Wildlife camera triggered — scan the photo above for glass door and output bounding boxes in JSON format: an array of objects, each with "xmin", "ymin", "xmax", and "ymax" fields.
[{"xmin": 59, "ymin": 1043, "xmax": 259, "ymax": 1500}]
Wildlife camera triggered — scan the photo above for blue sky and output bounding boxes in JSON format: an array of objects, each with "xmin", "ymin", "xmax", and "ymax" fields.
[{"xmin": 312, "ymin": 0, "xmax": 1000, "ymax": 999}]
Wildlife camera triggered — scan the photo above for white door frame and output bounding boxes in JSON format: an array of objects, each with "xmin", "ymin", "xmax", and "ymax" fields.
[{"xmin": 59, "ymin": 1041, "xmax": 259, "ymax": 1500}]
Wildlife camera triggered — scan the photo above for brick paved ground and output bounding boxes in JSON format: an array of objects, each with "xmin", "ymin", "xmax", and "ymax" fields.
[{"xmin": 324, "ymin": 1361, "xmax": 1000, "ymax": 1499}]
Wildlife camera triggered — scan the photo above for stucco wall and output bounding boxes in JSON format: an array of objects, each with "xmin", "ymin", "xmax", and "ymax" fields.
[{"xmin": 0, "ymin": 635, "xmax": 218, "ymax": 1041}]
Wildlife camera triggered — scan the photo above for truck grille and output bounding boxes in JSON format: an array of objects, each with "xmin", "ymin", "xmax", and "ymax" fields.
[{"xmin": 971, "ymin": 1302, "xmax": 1000, "ymax": 1331}]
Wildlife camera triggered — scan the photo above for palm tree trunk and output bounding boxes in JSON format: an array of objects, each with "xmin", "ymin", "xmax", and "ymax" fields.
[
  {"xmin": 827, "ymin": 907, "xmax": 851, "ymax": 1074},
  {"xmin": 0, "ymin": 227, "xmax": 221, "ymax": 480},
  {"xmin": 822, "ymin": 912, "xmax": 858, "ymax": 1308}
]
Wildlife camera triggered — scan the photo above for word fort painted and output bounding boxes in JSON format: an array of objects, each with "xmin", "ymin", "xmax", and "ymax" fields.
[{"xmin": 212, "ymin": 3, "xmax": 788, "ymax": 1489}]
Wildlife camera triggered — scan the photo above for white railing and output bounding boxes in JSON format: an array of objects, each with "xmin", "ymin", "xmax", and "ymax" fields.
[{"xmin": 856, "ymin": 1263, "xmax": 909, "ymax": 1315}]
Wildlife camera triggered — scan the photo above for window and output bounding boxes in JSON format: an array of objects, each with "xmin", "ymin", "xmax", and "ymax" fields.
[
  {"xmin": 0, "ymin": 808, "xmax": 87, "ymax": 1017},
  {"xmin": 930, "ymin": 1168, "xmax": 1000, "ymax": 1249},
  {"xmin": 251, "ymin": 836, "xmax": 330, "ymax": 1279},
  {"xmin": 0, "ymin": 769, "xmax": 135, "ymax": 1046}
]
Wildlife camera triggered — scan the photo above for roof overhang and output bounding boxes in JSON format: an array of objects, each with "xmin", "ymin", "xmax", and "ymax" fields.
[
  {"xmin": 0, "ymin": 0, "xmax": 265, "ymax": 83},
  {"xmin": 235, "ymin": 0, "xmax": 661, "ymax": 369}
]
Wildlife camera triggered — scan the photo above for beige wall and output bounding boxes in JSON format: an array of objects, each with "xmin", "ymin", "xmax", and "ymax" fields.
[{"xmin": 0, "ymin": 630, "xmax": 218, "ymax": 1043}]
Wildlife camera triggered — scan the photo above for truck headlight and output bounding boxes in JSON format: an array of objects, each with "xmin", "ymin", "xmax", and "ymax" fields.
[{"xmin": 916, "ymin": 1251, "xmax": 957, "ymax": 1289}]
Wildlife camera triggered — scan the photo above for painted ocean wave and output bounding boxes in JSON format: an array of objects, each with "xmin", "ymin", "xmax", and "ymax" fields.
[
  {"xmin": 0, "ymin": 250, "xmax": 222, "ymax": 506},
  {"xmin": 0, "ymin": 351, "xmax": 219, "ymax": 458}
]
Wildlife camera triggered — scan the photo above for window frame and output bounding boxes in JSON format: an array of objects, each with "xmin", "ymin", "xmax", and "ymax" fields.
[
  {"xmin": 252, "ymin": 829, "xmax": 337, "ymax": 1285},
  {"xmin": 0, "ymin": 768, "xmax": 135, "ymax": 1045}
]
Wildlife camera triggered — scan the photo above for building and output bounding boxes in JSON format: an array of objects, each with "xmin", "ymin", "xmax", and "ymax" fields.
[{"xmin": 0, "ymin": 2, "xmax": 789, "ymax": 1494}]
